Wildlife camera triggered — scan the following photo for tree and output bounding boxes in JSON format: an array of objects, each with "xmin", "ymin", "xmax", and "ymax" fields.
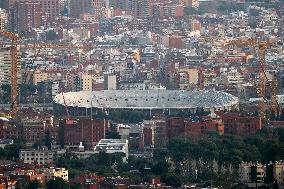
[
  {"xmin": 46, "ymin": 178, "xmax": 69, "ymax": 189},
  {"xmin": 161, "ymin": 173, "xmax": 182, "ymax": 188},
  {"xmin": 27, "ymin": 180, "xmax": 42, "ymax": 189},
  {"xmin": 152, "ymin": 161, "xmax": 170, "ymax": 175}
]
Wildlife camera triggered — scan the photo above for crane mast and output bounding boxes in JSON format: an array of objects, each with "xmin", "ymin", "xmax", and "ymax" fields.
[
  {"xmin": 0, "ymin": 30, "xmax": 94, "ymax": 117},
  {"xmin": 0, "ymin": 30, "xmax": 20, "ymax": 116},
  {"xmin": 226, "ymin": 38, "xmax": 279, "ymax": 120}
]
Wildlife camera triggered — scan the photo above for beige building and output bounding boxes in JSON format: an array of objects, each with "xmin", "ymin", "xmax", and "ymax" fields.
[
  {"xmin": 33, "ymin": 70, "xmax": 48, "ymax": 85},
  {"xmin": 42, "ymin": 167, "xmax": 68, "ymax": 182},
  {"xmin": 0, "ymin": 8, "xmax": 8, "ymax": 30},
  {"xmin": 186, "ymin": 68, "xmax": 199, "ymax": 85},
  {"xmin": 77, "ymin": 73, "xmax": 93, "ymax": 91},
  {"xmin": 274, "ymin": 161, "xmax": 284, "ymax": 186}
]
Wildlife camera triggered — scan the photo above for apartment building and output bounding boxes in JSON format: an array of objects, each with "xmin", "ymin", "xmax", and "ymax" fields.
[{"xmin": 20, "ymin": 148, "xmax": 55, "ymax": 164}]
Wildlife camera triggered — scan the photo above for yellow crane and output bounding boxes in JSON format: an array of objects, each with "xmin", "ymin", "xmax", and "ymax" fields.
[
  {"xmin": 226, "ymin": 37, "xmax": 279, "ymax": 119},
  {"xmin": 0, "ymin": 30, "xmax": 95, "ymax": 117}
]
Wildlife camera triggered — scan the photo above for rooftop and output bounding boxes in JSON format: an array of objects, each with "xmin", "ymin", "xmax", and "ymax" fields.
[{"xmin": 54, "ymin": 90, "xmax": 238, "ymax": 110}]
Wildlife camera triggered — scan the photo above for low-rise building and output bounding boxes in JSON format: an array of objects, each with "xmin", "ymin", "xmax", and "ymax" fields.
[
  {"xmin": 41, "ymin": 167, "xmax": 68, "ymax": 182},
  {"xmin": 95, "ymin": 139, "xmax": 129, "ymax": 159},
  {"xmin": 20, "ymin": 148, "xmax": 54, "ymax": 165}
]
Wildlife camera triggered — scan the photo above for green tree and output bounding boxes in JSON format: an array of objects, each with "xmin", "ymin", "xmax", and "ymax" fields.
[
  {"xmin": 46, "ymin": 178, "xmax": 69, "ymax": 189},
  {"xmin": 161, "ymin": 173, "xmax": 182, "ymax": 188},
  {"xmin": 27, "ymin": 180, "xmax": 42, "ymax": 189}
]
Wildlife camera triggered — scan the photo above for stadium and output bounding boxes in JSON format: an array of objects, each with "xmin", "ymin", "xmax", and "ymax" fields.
[{"xmin": 53, "ymin": 90, "xmax": 239, "ymax": 117}]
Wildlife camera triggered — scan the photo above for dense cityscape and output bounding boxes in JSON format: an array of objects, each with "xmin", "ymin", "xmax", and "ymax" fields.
[{"xmin": 0, "ymin": 0, "xmax": 284, "ymax": 188}]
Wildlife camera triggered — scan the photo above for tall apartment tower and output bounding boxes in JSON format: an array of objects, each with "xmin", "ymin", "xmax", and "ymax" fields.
[
  {"xmin": 0, "ymin": 8, "xmax": 8, "ymax": 30},
  {"xmin": 127, "ymin": 0, "xmax": 152, "ymax": 17},
  {"xmin": 69, "ymin": 0, "xmax": 93, "ymax": 18},
  {"xmin": 3, "ymin": 0, "xmax": 60, "ymax": 31},
  {"xmin": 14, "ymin": 1, "xmax": 42, "ymax": 33},
  {"xmin": 0, "ymin": 47, "xmax": 21, "ymax": 86},
  {"xmin": 92, "ymin": 0, "xmax": 106, "ymax": 17}
]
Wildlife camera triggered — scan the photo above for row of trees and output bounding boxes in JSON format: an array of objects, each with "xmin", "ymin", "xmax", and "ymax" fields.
[
  {"xmin": 0, "ymin": 83, "xmax": 53, "ymax": 104},
  {"xmin": 54, "ymin": 128, "xmax": 284, "ymax": 188}
]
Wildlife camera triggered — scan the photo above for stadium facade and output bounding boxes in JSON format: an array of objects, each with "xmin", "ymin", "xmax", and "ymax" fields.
[{"xmin": 53, "ymin": 90, "xmax": 239, "ymax": 117}]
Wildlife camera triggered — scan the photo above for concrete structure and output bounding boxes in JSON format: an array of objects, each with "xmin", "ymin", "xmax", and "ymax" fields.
[
  {"xmin": 95, "ymin": 139, "xmax": 129, "ymax": 159},
  {"xmin": 20, "ymin": 148, "xmax": 55, "ymax": 165},
  {"xmin": 0, "ymin": 47, "xmax": 21, "ymax": 86},
  {"xmin": 0, "ymin": 8, "xmax": 8, "ymax": 30}
]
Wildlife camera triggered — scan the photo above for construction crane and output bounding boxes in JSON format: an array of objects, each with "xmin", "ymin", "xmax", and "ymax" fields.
[
  {"xmin": 0, "ymin": 30, "xmax": 21, "ymax": 116},
  {"xmin": 226, "ymin": 37, "xmax": 279, "ymax": 119},
  {"xmin": 0, "ymin": 30, "xmax": 95, "ymax": 116}
]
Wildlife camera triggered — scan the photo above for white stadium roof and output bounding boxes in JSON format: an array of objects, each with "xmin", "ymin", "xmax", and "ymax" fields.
[{"xmin": 53, "ymin": 90, "xmax": 239, "ymax": 110}]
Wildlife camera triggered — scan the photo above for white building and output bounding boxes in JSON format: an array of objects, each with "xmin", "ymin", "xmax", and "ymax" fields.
[
  {"xmin": 104, "ymin": 73, "xmax": 117, "ymax": 90},
  {"xmin": 94, "ymin": 139, "xmax": 129, "ymax": 159},
  {"xmin": 20, "ymin": 149, "xmax": 54, "ymax": 165},
  {"xmin": 0, "ymin": 8, "xmax": 8, "ymax": 30}
]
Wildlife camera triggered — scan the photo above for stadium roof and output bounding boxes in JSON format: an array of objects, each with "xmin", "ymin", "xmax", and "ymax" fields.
[{"xmin": 54, "ymin": 90, "xmax": 238, "ymax": 110}]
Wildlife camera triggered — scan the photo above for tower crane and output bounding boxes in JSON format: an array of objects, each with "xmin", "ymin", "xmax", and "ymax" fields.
[
  {"xmin": 0, "ymin": 30, "xmax": 95, "ymax": 117},
  {"xmin": 226, "ymin": 37, "xmax": 279, "ymax": 120}
]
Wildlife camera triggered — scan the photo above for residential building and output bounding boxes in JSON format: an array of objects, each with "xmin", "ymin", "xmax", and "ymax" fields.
[
  {"xmin": 104, "ymin": 73, "xmax": 117, "ymax": 90},
  {"xmin": 95, "ymin": 139, "xmax": 129, "ymax": 159},
  {"xmin": 184, "ymin": 0, "xmax": 199, "ymax": 8},
  {"xmin": 59, "ymin": 118, "xmax": 107, "ymax": 149},
  {"xmin": 20, "ymin": 148, "xmax": 55, "ymax": 165},
  {"xmin": 76, "ymin": 73, "xmax": 93, "ymax": 91},
  {"xmin": 14, "ymin": 1, "xmax": 42, "ymax": 33},
  {"xmin": 127, "ymin": 0, "xmax": 152, "ymax": 18},
  {"xmin": 33, "ymin": 70, "xmax": 48, "ymax": 85},
  {"xmin": 0, "ymin": 8, "xmax": 8, "ymax": 30},
  {"xmin": 69, "ymin": 0, "xmax": 93, "ymax": 18},
  {"xmin": 221, "ymin": 112, "xmax": 262, "ymax": 137},
  {"xmin": 42, "ymin": 167, "xmax": 68, "ymax": 182},
  {"xmin": 274, "ymin": 161, "xmax": 284, "ymax": 186},
  {"xmin": 0, "ymin": 47, "xmax": 21, "ymax": 86}
]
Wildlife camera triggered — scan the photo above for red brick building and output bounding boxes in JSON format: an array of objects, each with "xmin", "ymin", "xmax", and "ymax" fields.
[
  {"xmin": 184, "ymin": 118, "xmax": 224, "ymax": 139},
  {"xmin": 221, "ymin": 112, "xmax": 262, "ymax": 137},
  {"xmin": 167, "ymin": 117, "xmax": 224, "ymax": 140},
  {"xmin": 0, "ymin": 119, "xmax": 22, "ymax": 140},
  {"xmin": 169, "ymin": 36, "xmax": 183, "ymax": 49},
  {"xmin": 59, "ymin": 118, "xmax": 107, "ymax": 149},
  {"xmin": 166, "ymin": 117, "xmax": 185, "ymax": 139}
]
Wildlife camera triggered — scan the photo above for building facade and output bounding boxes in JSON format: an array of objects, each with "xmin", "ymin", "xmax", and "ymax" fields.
[
  {"xmin": 0, "ymin": 8, "xmax": 8, "ymax": 30},
  {"xmin": 20, "ymin": 149, "xmax": 55, "ymax": 164},
  {"xmin": 14, "ymin": 1, "xmax": 42, "ymax": 33},
  {"xmin": 0, "ymin": 47, "xmax": 21, "ymax": 86}
]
